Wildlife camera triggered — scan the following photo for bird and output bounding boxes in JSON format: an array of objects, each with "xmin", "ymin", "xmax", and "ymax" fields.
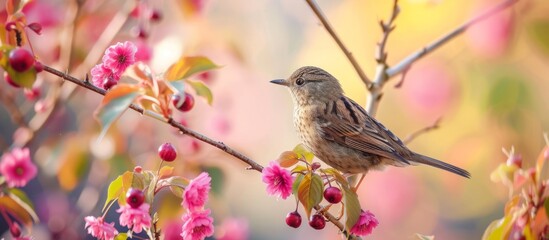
[{"xmin": 270, "ymin": 66, "xmax": 470, "ymax": 178}]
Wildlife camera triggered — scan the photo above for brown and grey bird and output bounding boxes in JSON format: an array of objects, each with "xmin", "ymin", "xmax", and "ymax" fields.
[{"xmin": 270, "ymin": 66, "xmax": 470, "ymax": 178}]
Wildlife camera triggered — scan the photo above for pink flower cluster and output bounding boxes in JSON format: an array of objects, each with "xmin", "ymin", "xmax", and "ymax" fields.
[
  {"xmin": 0, "ymin": 147, "xmax": 37, "ymax": 188},
  {"xmin": 350, "ymin": 210, "xmax": 379, "ymax": 236},
  {"xmin": 91, "ymin": 41, "xmax": 137, "ymax": 90},
  {"xmin": 262, "ymin": 161, "xmax": 293, "ymax": 200},
  {"xmin": 181, "ymin": 172, "xmax": 214, "ymax": 240},
  {"xmin": 116, "ymin": 203, "xmax": 152, "ymax": 233},
  {"xmin": 84, "ymin": 216, "xmax": 118, "ymax": 240}
]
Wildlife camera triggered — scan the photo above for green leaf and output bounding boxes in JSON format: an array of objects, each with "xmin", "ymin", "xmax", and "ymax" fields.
[
  {"xmin": 103, "ymin": 171, "xmax": 133, "ymax": 211},
  {"xmin": 114, "ymin": 232, "xmax": 128, "ymax": 240},
  {"xmin": 481, "ymin": 214, "xmax": 513, "ymax": 240},
  {"xmin": 416, "ymin": 234, "xmax": 435, "ymax": 240},
  {"xmin": 291, "ymin": 165, "xmax": 307, "ymax": 174},
  {"xmin": 165, "ymin": 56, "xmax": 219, "ymax": 81},
  {"xmin": 292, "ymin": 174, "xmax": 305, "ymax": 196},
  {"xmin": 167, "ymin": 176, "xmax": 189, "ymax": 198},
  {"xmin": 297, "ymin": 173, "xmax": 324, "ymax": 218},
  {"xmin": 94, "ymin": 84, "xmax": 142, "ymax": 142},
  {"xmin": 323, "ymin": 168, "xmax": 349, "ymax": 189},
  {"xmin": 293, "ymin": 144, "xmax": 314, "ymax": 163},
  {"xmin": 278, "ymin": 151, "xmax": 300, "ymax": 168},
  {"xmin": 344, "ymin": 187, "xmax": 361, "ymax": 229},
  {"xmin": 527, "ymin": 20, "xmax": 549, "ymax": 56},
  {"xmin": 185, "ymin": 80, "xmax": 213, "ymax": 105}
]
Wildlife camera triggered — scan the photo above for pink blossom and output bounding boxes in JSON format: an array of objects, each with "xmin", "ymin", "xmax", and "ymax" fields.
[
  {"xmin": 217, "ymin": 218, "xmax": 249, "ymax": 240},
  {"xmin": 350, "ymin": 210, "xmax": 379, "ymax": 236},
  {"xmin": 162, "ymin": 220, "xmax": 183, "ymax": 240},
  {"xmin": 181, "ymin": 209, "xmax": 214, "ymax": 240},
  {"xmin": 84, "ymin": 216, "xmax": 118, "ymax": 240},
  {"xmin": 102, "ymin": 41, "xmax": 137, "ymax": 76},
  {"xmin": 183, "ymin": 172, "xmax": 211, "ymax": 211},
  {"xmin": 0, "ymin": 148, "xmax": 37, "ymax": 188},
  {"xmin": 90, "ymin": 64, "xmax": 119, "ymax": 89},
  {"xmin": 116, "ymin": 203, "xmax": 152, "ymax": 233},
  {"xmin": 261, "ymin": 161, "xmax": 293, "ymax": 200}
]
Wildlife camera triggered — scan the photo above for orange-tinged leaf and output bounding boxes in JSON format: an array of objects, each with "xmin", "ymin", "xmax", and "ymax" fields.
[
  {"xmin": 94, "ymin": 84, "xmax": 142, "ymax": 141},
  {"xmin": 292, "ymin": 174, "xmax": 304, "ymax": 196},
  {"xmin": 186, "ymin": 80, "xmax": 213, "ymax": 105},
  {"xmin": 344, "ymin": 187, "xmax": 361, "ymax": 229},
  {"xmin": 278, "ymin": 151, "xmax": 299, "ymax": 168},
  {"xmin": 165, "ymin": 56, "xmax": 218, "ymax": 81},
  {"xmin": 159, "ymin": 166, "xmax": 174, "ymax": 179},
  {"xmin": 291, "ymin": 165, "xmax": 307, "ymax": 174},
  {"xmin": 297, "ymin": 173, "xmax": 323, "ymax": 218},
  {"xmin": 0, "ymin": 190, "xmax": 38, "ymax": 227},
  {"xmin": 293, "ymin": 144, "xmax": 314, "ymax": 163},
  {"xmin": 103, "ymin": 171, "xmax": 134, "ymax": 211}
]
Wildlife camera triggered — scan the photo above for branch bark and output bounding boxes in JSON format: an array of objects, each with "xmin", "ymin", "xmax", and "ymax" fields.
[
  {"xmin": 42, "ymin": 65, "xmax": 264, "ymax": 172},
  {"xmin": 305, "ymin": 0, "xmax": 371, "ymax": 87}
]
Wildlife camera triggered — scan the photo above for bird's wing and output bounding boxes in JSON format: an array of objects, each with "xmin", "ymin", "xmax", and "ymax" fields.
[{"xmin": 318, "ymin": 96, "xmax": 411, "ymax": 165}]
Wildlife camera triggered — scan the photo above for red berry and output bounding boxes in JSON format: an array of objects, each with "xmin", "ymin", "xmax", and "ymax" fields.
[
  {"xmin": 10, "ymin": 223, "xmax": 21, "ymax": 237},
  {"xmin": 102, "ymin": 76, "xmax": 117, "ymax": 90},
  {"xmin": 134, "ymin": 166, "xmax": 143, "ymax": 173},
  {"xmin": 323, "ymin": 186, "xmax": 343, "ymax": 204},
  {"xmin": 285, "ymin": 211, "xmax": 302, "ymax": 228},
  {"xmin": 5, "ymin": 21, "xmax": 16, "ymax": 31},
  {"xmin": 172, "ymin": 93, "xmax": 195, "ymax": 112},
  {"xmin": 126, "ymin": 188, "xmax": 145, "ymax": 208},
  {"xmin": 309, "ymin": 214, "xmax": 326, "ymax": 230},
  {"xmin": 158, "ymin": 143, "xmax": 177, "ymax": 162},
  {"xmin": 4, "ymin": 73, "xmax": 20, "ymax": 88},
  {"xmin": 150, "ymin": 9, "xmax": 162, "ymax": 22},
  {"xmin": 9, "ymin": 48, "xmax": 35, "ymax": 72}
]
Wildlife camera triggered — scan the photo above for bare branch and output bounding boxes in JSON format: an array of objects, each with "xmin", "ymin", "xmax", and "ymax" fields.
[
  {"xmin": 0, "ymin": 89, "xmax": 27, "ymax": 128},
  {"xmin": 42, "ymin": 65, "xmax": 264, "ymax": 172},
  {"xmin": 387, "ymin": 0, "xmax": 519, "ymax": 77},
  {"xmin": 366, "ymin": 0, "xmax": 401, "ymax": 116},
  {"xmin": 305, "ymin": 0, "xmax": 371, "ymax": 87},
  {"xmin": 403, "ymin": 118, "xmax": 442, "ymax": 144}
]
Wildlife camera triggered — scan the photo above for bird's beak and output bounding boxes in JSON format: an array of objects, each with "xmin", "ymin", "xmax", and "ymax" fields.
[{"xmin": 270, "ymin": 79, "xmax": 289, "ymax": 86}]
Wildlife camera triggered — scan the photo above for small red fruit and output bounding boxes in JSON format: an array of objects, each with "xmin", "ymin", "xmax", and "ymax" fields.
[
  {"xmin": 126, "ymin": 188, "xmax": 145, "ymax": 208},
  {"xmin": 34, "ymin": 61, "xmax": 44, "ymax": 72},
  {"xmin": 285, "ymin": 211, "xmax": 302, "ymax": 228},
  {"xmin": 172, "ymin": 93, "xmax": 195, "ymax": 112},
  {"xmin": 134, "ymin": 166, "xmax": 143, "ymax": 173},
  {"xmin": 9, "ymin": 48, "xmax": 35, "ymax": 72},
  {"xmin": 311, "ymin": 162, "xmax": 321, "ymax": 171},
  {"xmin": 323, "ymin": 186, "xmax": 343, "ymax": 204},
  {"xmin": 309, "ymin": 213, "xmax": 326, "ymax": 230},
  {"xmin": 158, "ymin": 143, "xmax": 177, "ymax": 162}
]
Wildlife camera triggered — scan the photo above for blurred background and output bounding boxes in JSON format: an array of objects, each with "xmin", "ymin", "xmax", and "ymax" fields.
[{"xmin": 1, "ymin": 0, "xmax": 548, "ymax": 239}]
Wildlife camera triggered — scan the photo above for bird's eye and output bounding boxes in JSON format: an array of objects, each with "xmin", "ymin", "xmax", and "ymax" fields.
[{"xmin": 296, "ymin": 77, "xmax": 305, "ymax": 86}]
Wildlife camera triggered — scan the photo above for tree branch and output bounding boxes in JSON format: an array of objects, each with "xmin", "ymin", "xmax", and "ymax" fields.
[
  {"xmin": 305, "ymin": 0, "xmax": 371, "ymax": 87},
  {"xmin": 0, "ymin": 89, "xmax": 27, "ymax": 128},
  {"xmin": 386, "ymin": 0, "xmax": 519, "ymax": 77},
  {"xmin": 366, "ymin": 0, "xmax": 400, "ymax": 115},
  {"xmin": 42, "ymin": 65, "xmax": 264, "ymax": 172},
  {"xmin": 403, "ymin": 118, "xmax": 441, "ymax": 144}
]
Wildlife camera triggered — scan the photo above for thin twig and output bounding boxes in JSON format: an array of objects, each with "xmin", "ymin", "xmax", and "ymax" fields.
[
  {"xmin": 43, "ymin": 65, "xmax": 264, "ymax": 172},
  {"xmin": 386, "ymin": 0, "xmax": 519, "ymax": 77},
  {"xmin": 305, "ymin": 0, "xmax": 371, "ymax": 87},
  {"xmin": 366, "ymin": 0, "xmax": 400, "ymax": 116},
  {"xmin": 403, "ymin": 118, "xmax": 441, "ymax": 144}
]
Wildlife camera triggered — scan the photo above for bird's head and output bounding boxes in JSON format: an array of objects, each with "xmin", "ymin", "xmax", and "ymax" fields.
[{"xmin": 270, "ymin": 66, "xmax": 343, "ymax": 106}]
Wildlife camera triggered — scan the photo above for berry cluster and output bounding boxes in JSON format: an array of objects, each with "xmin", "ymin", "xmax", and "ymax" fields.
[{"xmin": 285, "ymin": 186, "xmax": 343, "ymax": 230}]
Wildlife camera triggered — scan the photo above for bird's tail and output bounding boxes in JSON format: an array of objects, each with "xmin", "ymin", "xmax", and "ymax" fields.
[{"xmin": 411, "ymin": 153, "xmax": 470, "ymax": 178}]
